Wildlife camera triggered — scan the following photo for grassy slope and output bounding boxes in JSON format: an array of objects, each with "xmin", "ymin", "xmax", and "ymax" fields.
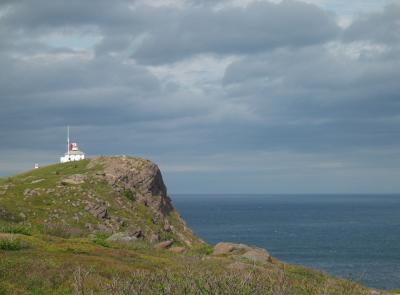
[
  {"xmin": 0, "ymin": 160, "xmax": 197, "ymax": 246},
  {"xmin": 0, "ymin": 160, "xmax": 379, "ymax": 294},
  {"xmin": 0, "ymin": 231, "xmax": 370, "ymax": 295}
]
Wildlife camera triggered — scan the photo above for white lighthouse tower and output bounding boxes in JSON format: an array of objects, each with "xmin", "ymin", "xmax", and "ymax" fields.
[{"xmin": 60, "ymin": 126, "xmax": 85, "ymax": 163}]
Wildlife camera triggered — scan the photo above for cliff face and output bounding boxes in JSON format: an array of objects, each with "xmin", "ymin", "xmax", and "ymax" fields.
[
  {"xmin": 92, "ymin": 157, "xmax": 173, "ymax": 216},
  {"xmin": 0, "ymin": 156, "xmax": 198, "ymax": 247}
]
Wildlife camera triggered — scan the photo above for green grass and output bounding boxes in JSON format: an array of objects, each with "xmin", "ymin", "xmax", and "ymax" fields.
[
  {"xmin": 0, "ymin": 233, "xmax": 370, "ymax": 294},
  {"xmin": 0, "ymin": 224, "xmax": 31, "ymax": 236},
  {"xmin": 123, "ymin": 190, "xmax": 135, "ymax": 201},
  {"xmin": 0, "ymin": 236, "xmax": 29, "ymax": 251},
  {"xmin": 91, "ymin": 233, "xmax": 111, "ymax": 248}
]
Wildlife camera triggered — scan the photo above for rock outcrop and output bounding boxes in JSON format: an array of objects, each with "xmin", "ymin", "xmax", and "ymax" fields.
[
  {"xmin": 84, "ymin": 156, "xmax": 197, "ymax": 247},
  {"xmin": 84, "ymin": 201, "xmax": 108, "ymax": 219},
  {"xmin": 106, "ymin": 232, "xmax": 137, "ymax": 243},
  {"xmin": 154, "ymin": 240, "xmax": 173, "ymax": 249},
  {"xmin": 90, "ymin": 157, "xmax": 173, "ymax": 217},
  {"xmin": 61, "ymin": 174, "xmax": 86, "ymax": 185},
  {"xmin": 213, "ymin": 242, "xmax": 272, "ymax": 265}
]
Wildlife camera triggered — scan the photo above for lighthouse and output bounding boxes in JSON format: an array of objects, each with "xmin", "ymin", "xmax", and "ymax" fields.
[{"xmin": 60, "ymin": 126, "xmax": 85, "ymax": 163}]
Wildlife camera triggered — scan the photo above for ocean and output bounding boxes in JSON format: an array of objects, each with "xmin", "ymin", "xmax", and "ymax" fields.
[{"xmin": 171, "ymin": 194, "xmax": 400, "ymax": 290}]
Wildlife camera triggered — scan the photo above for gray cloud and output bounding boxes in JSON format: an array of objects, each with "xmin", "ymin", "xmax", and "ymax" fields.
[
  {"xmin": 344, "ymin": 2, "xmax": 400, "ymax": 44},
  {"xmin": 221, "ymin": 42, "xmax": 400, "ymax": 151},
  {"xmin": 131, "ymin": 1, "xmax": 340, "ymax": 64},
  {"xmin": 0, "ymin": 0, "xmax": 399, "ymax": 192},
  {"xmin": 1, "ymin": 0, "xmax": 133, "ymax": 29},
  {"xmin": 1, "ymin": 0, "xmax": 340, "ymax": 63}
]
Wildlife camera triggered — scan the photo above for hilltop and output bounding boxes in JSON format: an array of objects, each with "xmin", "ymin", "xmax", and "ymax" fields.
[
  {"xmin": 0, "ymin": 157, "xmax": 388, "ymax": 294},
  {"xmin": 0, "ymin": 157, "xmax": 198, "ymax": 248}
]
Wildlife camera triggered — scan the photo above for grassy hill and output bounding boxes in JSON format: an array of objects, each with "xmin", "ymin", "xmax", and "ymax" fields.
[{"xmin": 0, "ymin": 157, "xmax": 385, "ymax": 294}]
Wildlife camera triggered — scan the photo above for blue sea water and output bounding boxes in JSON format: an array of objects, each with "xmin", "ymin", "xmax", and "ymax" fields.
[{"xmin": 171, "ymin": 194, "xmax": 400, "ymax": 290}]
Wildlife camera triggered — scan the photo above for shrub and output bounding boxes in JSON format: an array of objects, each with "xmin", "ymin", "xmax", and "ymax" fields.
[
  {"xmin": 123, "ymin": 190, "xmax": 135, "ymax": 202},
  {"xmin": 43, "ymin": 224, "xmax": 72, "ymax": 238},
  {"xmin": 0, "ymin": 209, "xmax": 24, "ymax": 223},
  {"xmin": 0, "ymin": 224, "xmax": 31, "ymax": 236},
  {"xmin": 92, "ymin": 233, "xmax": 110, "ymax": 248},
  {"xmin": 71, "ymin": 265, "xmax": 369, "ymax": 295},
  {"xmin": 0, "ymin": 237, "xmax": 29, "ymax": 251},
  {"xmin": 194, "ymin": 244, "xmax": 214, "ymax": 256}
]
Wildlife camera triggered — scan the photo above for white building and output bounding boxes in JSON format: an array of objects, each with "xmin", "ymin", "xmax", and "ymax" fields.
[{"xmin": 60, "ymin": 127, "xmax": 85, "ymax": 163}]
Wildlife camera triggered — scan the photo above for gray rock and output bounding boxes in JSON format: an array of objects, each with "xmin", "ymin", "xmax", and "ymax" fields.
[
  {"xmin": 61, "ymin": 174, "xmax": 86, "ymax": 185},
  {"xmin": 154, "ymin": 240, "xmax": 173, "ymax": 249},
  {"xmin": 85, "ymin": 202, "xmax": 108, "ymax": 219},
  {"xmin": 107, "ymin": 232, "xmax": 137, "ymax": 243},
  {"xmin": 149, "ymin": 233, "xmax": 160, "ymax": 243},
  {"xmin": 213, "ymin": 242, "xmax": 251, "ymax": 256},
  {"xmin": 241, "ymin": 249, "xmax": 272, "ymax": 265},
  {"xmin": 90, "ymin": 157, "xmax": 173, "ymax": 216},
  {"xmin": 85, "ymin": 223, "xmax": 93, "ymax": 230},
  {"xmin": 133, "ymin": 228, "xmax": 142, "ymax": 238},
  {"xmin": 163, "ymin": 221, "xmax": 172, "ymax": 232},
  {"xmin": 23, "ymin": 188, "xmax": 40, "ymax": 198},
  {"xmin": 96, "ymin": 224, "xmax": 112, "ymax": 234},
  {"xmin": 31, "ymin": 179, "xmax": 45, "ymax": 184},
  {"xmin": 213, "ymin": 242, "xmax": 272, "ymax": 265},
  {"xmin": 169, "ymin": 246, "xmax": 186, "ymax": 254}
]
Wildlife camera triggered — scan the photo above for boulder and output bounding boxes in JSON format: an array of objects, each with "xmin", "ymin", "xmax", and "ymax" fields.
[
  {"xmin": 132, "ymin": 228, "xmax": 142, "ymax": 238},
  {"xmin": 241, "ymin": 249, "xmax": 272, "ymax": 264},
  {"xmin": 213, "ymin": 242, "xmax": 251, "ymax": 256},
  {"xmin": 169, "ymin": 246, "xmax": 186, "ymax": 254},
  {"xmin": 149, "ymin": 233, "xmax": 160, "ymax": 243},
  {"xmin": 23, "ymin": 189, "xmax": 40, "ymax": 198},
  {"xmin": 85, "ymin": 202, "xmax": 108, "ymax": 219},
  {"xmin": 154, "ymin": 240, "xmax": 173, "ymax": 249},
  {"xmin": 163, "ymin": 222, "xmax": 172, "ymax": 232},
  {"xmin": 61, "ymin": 174, "xmax": 86, "ymax": 185},
  {"xmin": 96, "ymin": 224, "xmax": 113, "ymax": 234},
  {"xmin": 213, "ymin": 242, "xmax": 272, "ymax": 265},
  {"xmin": 107, "ymin": 232, "xmax": 137, "ymax": 243},
  {"xmin": 227, "ymin": 261, "xmax": 250, "ymax": 271},
  {"xmin": 31, "ymin": 179, "xmax": 45, "ymax": 184}
]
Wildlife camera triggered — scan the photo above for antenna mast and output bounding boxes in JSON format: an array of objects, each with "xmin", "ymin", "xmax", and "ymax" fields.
[{"xmin": 67, "ymin": 126, "xmax": 70, "ymax": 156}]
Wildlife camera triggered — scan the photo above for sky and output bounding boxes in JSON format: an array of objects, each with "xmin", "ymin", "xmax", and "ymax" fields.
[{"xmin": 0, "ymin": 0, "xmax": 400, "ymax": 194}]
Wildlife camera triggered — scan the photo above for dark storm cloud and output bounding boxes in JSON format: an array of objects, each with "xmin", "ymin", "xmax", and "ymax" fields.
[
  {"xmin": 0, "ymin": 0, "xmax": 340, "ymax": 63},
  {"xmin": 222, "ymin": 38, "xmax": 400, "ymax": 151},
  {"xmin": 0, "ymin": 55, "xmax": 160, "ymax": 123},
  {"xmin": 131, "ymin": 1, "xmax": 340, "ymax": 64},
  {"xmin": 1, "ymin": 0, "xmax": 133, "ymax": 28}
]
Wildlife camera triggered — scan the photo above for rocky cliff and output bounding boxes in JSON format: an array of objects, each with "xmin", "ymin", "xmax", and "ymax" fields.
[{"xmin": 0, "ymin": 156, "xmax": 199, "ymax": 248}]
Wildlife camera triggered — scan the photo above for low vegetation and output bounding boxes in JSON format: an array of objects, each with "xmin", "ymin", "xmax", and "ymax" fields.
[
  {"xmin": 0, "ymin": 157, "xmax": 386, "ymax": 294},
  {"xmin": 0, "ymin": 224, "xmax": 31, "ymax": 236},
  {"xmin": 0, "ymin": 235, "xmax": 29, "ymax": 251},
  {"xmin": 0, "ymin": 231, "xmax": 369, "ymax": 294},
  {"xmin": 91, "ymin": 232, "xmax": 111, "ymax": 248}
]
